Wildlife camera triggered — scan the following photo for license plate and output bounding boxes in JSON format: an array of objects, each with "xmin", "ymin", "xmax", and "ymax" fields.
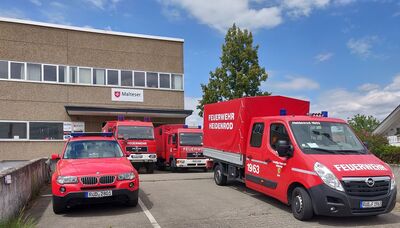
[
  {"xmin": 86, "ymin": 190, "xmax": 112, "ymax": 198},
  {"xmin": 360, "ymin": 200, "xmax": 382, "ymax": 208},
  {"xmin": 131, "ymin": 154, "xmax": 143, "ymax": 158},
  {"xmin": 192, "ymin": 159, "xmax": 202, "ymax": 163}
]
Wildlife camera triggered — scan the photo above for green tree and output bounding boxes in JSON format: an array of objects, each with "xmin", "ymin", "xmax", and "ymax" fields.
[
  {"xmin": 197, "ymin": 24, "xmax": 269, "ymax": 116},
  {"xmin": 348, "ymin": 114, "xmax": 380, "ymax": 134}
]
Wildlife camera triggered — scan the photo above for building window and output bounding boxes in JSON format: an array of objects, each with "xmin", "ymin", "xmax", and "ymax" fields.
[
  {"xmin": 0, "ymin": 61, "xmax": 8, "ymax": 79},
  {"xmin": 69, "ymin": 67, "xmax": 77, "ymax": 83},
  {"xmin": 121, "ymin": 70, "xmax": 133, "ymax": 87},
  {"xmin": 43, "ymin": 65, "xmax": 57, "ymax": 82},
  {"xmin": 27, "ymin": 63, "xmax": 42, "ymax": 81},
  {"xmin": 29, "ymin": 122, "xmax": 63, "ymax": 140},
  {"xmin": 58, "ymin": 66, "xmax": 67, "ymax": 83},
  {"xmin": 171, "ymin": 74, "xmax": 183, "ymax": 90},
  {"xmin": 147, "ymin": 72, "xmax": 158, "ymax": 88},
  {"xmin": 79, "ymin": 67, "xmax": 91, "ymax": 84},
  {"xmin": 10, "ymin": 62, "xmax": 25, "ymax": 80},
  {"xmin": 134, "ymin": 72, "xmax": 145, "ymax": 87},
  {"xmin": 107, "ymin": 70, "xmax": 119, "ymax": 85},
  {"xmin": 160, "ymin": 73, "xmax": 170, "ymax": 88},
  {"xmin": 0, "ymin": 122, "xmax": 27, "ymax": 140},
  {"xmin": 93, "ymin": 69, "xmax": 106, "ymax": 85}
]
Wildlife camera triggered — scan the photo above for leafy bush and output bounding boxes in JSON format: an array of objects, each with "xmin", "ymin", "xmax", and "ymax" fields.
[{"xmin": 0, "ymin": 214, "xmax": 36, "ymax": 228}]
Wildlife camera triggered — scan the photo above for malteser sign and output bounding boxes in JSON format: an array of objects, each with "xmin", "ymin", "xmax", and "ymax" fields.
[{"xmin": 111, "ymin": 88, "xmax": 143, "ymax": 102}]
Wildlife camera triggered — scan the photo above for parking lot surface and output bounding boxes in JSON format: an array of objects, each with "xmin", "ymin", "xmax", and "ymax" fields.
[{"xmin": 26, "ymin": 170, "xmax": 400, "ymax": 228}]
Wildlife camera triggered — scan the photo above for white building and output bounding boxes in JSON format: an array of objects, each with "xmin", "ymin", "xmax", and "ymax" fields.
[{"xmin": 373, "ymin": 105, "xmax": 400, "ymax": 146}]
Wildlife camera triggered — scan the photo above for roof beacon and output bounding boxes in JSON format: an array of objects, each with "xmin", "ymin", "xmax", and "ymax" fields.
[
  {"xmin": 321, "ymin": 111, "xmax": 328, "ymax": 117},
  {"xmin": 280, "ymin": 109, "xmax": 287, "ymax": 116}
]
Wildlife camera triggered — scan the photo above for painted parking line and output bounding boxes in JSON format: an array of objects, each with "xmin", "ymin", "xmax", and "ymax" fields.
[{"xmin": 139, "ymin": 198, "xmax": 161, "ymax": 228}]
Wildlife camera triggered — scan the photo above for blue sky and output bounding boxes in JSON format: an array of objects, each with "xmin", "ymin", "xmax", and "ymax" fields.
[{"xmin": 1, "ymin": 0, "xmax": 400, "ymax": 124}]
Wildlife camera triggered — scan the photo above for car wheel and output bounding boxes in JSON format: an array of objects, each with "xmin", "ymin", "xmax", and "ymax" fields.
[
  {"xmin": 52, "ymin": 197, "xmax": 66, "ymax": 214},
  {"xmin": 146, "ymin": 163, "xmax": 155, "ymax": 174},
  {"xmin": 214, "ymin": 164, "xmax": 227, "ymax": 186},
  {"xmin": 291, "ymin": 187, "xmax": 314, "ymax": 221}
]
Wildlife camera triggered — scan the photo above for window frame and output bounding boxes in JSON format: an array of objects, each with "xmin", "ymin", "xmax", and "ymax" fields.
[
  {"xmin": 58, "ymin": 65, "xmax": 68, "ymax": 83},
  {"xmin": 120, "ymin": 70, "xmax": 133, "ymax": 87},
  {"xmin": 159, "ymin": 72, "xmax": 171, "ymax": 89},
  {"xmin": 250, "ymin": 122, "xmax": 265, "ymax": 148},
  {"xmin": 133, "ymin": 71, "xmax": 146, "ymax": 88},
  {"xmin": 107, "ymin": 69, "xmax": 120, "ymax": 86},
  {"xmin": 0, "ymin": 60, "xmax": 9, "ymax": 79},
  {"xmin": 78, "ymin": 67, "xmax": 92, "ymax": 85},
  {"xmin": 43, "ymin": 64, "xmax": 58, "ymax": 83},
  {"xmin": 146, "ymin": 72, "xmax": 159, "ymax": 88},
  {"xmin": 26, "ymin": 62, "xmax": 42, "ymax": 82},
  {"xmin": 9, "ymin": 61, "xmax": 26, "ymax": 80},
  {"xmin": 0, "ymin": 120, "xmax": 29, "ymax": 141}
]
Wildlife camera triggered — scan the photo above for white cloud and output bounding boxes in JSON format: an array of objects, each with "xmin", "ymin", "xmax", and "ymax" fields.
[
  {"xmin": 315, "ymin": 52, "xmax": 333, "ymax": 62},
  {"xmin": 40, "ymin": 10, "xmax": 70, "ymax": 25},
  {"xmin": 269, "ymin": 76, "xmax": 320, "ymax": 90},
  {"xmin": 357, "ymin": 83, "xmax": 380, "ymax": 92},
  {"xmin": 0, "ymin": 8, "xmax": 27, "ymax": 19},
  {"xmin": 347, "ymin": 36, "xmax": 378, "ymax": 58},
  {"xmin": 160, "ymin": 0, "xmax": 283, "ymax": 32},
  {"xmin": 85, "ymin": 0, "xmax": 121, "ymax": 10},
  {"xmin": 159, "ymin": 0, "xmax": 358, "ymax": 32},
  {"xmin": 184, "ymin": 97, "xmax": 203, "ymax": 126},
  {"xmin": 283, "ymin": 0, "xmax": 330, "ymax": 17},
  {"xmin": 312, "ymin": 74, "xmax": 400, "ymax": 120},
  {"xmin": 30, "ymin": 0, "xmax": 42, "ymax": 6}
]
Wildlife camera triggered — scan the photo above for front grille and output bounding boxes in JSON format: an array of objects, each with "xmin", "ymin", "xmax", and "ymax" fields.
[
  {"xmin": 126, "ymin": 146, "xmax": 148, "ymax": 153},
  {"xmin": 99, "ymin": 175, "xmax": 115, "ymax": 184},
  {"xmin": 342, "ymin": 177, "xmax": 390, "ymax": 197},
  {"xmin": 187, "ymin": 152, "xmax": 204, "ymax": 158},
  {"xmin": 81, "ymin": 176, "xmax": 98, "ymax": 185},
  {"xmin": 81, "ymin": 185, "xmax": 116, "ymax": 190}
]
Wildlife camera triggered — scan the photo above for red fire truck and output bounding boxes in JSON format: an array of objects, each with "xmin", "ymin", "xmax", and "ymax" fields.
[
  {"xmin": 203, "ymin": 96, "xmax": 396, "ymax": 220},
  {"xmin": 155, "ymin": 124, "xmax": 209, "ymax": 171},
  {"xmin": 102, "ymin": 120, "xmax": 157, "ymax": 173}
]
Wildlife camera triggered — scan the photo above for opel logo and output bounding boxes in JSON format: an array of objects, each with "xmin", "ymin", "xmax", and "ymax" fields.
[{"xmin": 365, "ymin": 178, "xmax": 375, "ymax": 187}]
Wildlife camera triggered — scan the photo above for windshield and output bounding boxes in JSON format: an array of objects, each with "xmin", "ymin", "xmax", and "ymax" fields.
[
  {"xmin": 290, "ymin": 121, "xmax": 366, "ymax": 154},
  {"xmin": 64, "ymin": 140, "xmax": 124, "ymax": 159},
  {"xmin": 117, "ymin": 126, "xmax": 154, "ymax": 140},
  {"xmin": 179, "ymin": 133, "xmax": 203, "ymax": 146}
]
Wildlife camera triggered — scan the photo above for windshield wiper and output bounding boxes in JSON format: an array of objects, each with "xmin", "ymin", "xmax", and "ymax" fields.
[
  {"xmin": 303, "ymin": 147, "xmax": 343, "ymax": 154},
  {"xmin": 336, "ymin": 149, "xmax": 367, "ymax": 154}
]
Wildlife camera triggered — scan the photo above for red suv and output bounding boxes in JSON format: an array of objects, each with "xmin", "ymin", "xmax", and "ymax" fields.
[{"xmin": 51, "ymin": 132, "xmax": 139, "ymax": 214}]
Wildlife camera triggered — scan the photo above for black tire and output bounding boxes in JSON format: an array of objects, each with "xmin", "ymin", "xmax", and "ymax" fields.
[
  {"xmin": 52, "ymin": 196, "xmax": 66, "ymax": 214},
  {"xmin": 146, "ymin": 163, "xmax": 155, "ymax": 174},
  {"xmin": 170, "ymin": 159, "xmax": 177, "ymax": 172},
  {"xmin": 214, "ymin": 164, "xmax": 227, "ymax": 186},
  {"xmin": 291, "ymin": 187, "xmax": 314, "ymax": 221}
]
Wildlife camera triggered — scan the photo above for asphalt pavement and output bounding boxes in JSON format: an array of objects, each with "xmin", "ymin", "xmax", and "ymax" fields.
[{"xmin": 26, "ymin": 170, "xmax": 400, "ymax": 228}]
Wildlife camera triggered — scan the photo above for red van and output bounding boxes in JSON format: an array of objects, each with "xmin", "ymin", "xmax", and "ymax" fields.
[
  {"xmin": 203, "ymin": 96, "xmax": 396, "ymax": 220},
  {"xmin": 51, "ymin": 132, "xmax": 139, "ymax": 214}
]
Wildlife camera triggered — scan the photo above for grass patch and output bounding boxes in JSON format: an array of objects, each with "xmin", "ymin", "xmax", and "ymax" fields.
[{"xmin": 0, "ymin": 209, "xmax": 37, "ymax": 228}]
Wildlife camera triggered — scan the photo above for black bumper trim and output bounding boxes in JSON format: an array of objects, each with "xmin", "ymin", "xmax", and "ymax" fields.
[
  {"xmin": 308, "ymin": 184, "xmax": 396, "ymax": 217},
  {"xmin": 53, "ymin": 189, "xmax": 138, "ymax": 207}
]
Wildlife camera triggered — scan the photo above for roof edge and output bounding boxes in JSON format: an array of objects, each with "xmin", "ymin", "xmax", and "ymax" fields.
[
  {"xmin": 0, "ymin": 17, "xmax": 184, "ymax": 43},
  {"xmin": 373, "ymin": 105, "xmax": 400, "ymax": 135}
]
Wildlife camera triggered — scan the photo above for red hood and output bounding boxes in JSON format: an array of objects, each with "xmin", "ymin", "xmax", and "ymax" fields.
[
  {"xmin": 308, "ymin": 154, "xmax": 392, "ymax": 179},
  {"xmin": 57, "ymin": 158, "xmax": 134, "ymax": 176}
]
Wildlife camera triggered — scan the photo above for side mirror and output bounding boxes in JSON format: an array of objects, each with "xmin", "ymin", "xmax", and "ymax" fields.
[
  {"xmin": 51, "ymin": 154, "xmax": 60, "ymax": 160},
  {"xmin": 363, "ymin": 141, "xmax": 369, "ymax": 149},
  {"xmin": 276, "ymin": 140, "xmax": 293, "ymax": 157}
]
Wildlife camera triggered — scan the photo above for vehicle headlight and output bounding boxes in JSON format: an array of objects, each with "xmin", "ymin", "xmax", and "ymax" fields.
[
  {"xmin": 314, "ymin": 162, "xmax": 344, "ymax": 192},
  {"xmin": 118, "ymin": 172, "xmax": 135, "ymax": 180},
  {"xmin": 391, "ymin": 178, "xmax": 396, "ymax": 190},
  {"xmin": 57, "ymin": 176, "xmax": 78, "ymax": 184}
]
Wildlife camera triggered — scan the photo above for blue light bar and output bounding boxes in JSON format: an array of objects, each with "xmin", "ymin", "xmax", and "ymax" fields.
[
  {"xmin": 280, "ymin": 109, "xmax": 287, "ymax": 116},
  {"xmin": 71, "ymin": 132, "xmax": 113, "ymax": 137},
  {"xmin": 198, "ymin": 125, "xmax": 202, "ymax": 129},
  {"xmin": 183, "ymin": 125, "xmax": 188, "ymax": 128},
  {"xmin": 321, "ymin": 111, "xmax": 328, "ymax": 117},
  {"xmin": 117, "ymin": 115, "xmax": 125, "ymax": 121}
]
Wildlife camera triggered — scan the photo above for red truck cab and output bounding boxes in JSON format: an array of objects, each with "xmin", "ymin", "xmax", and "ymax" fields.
[
  {"xmin": 51, "ymin": 132, "xmax": 139, "ymax": 214},
  {"xmin": 103, "ymin": 120, "xmax": 157, "ymax": 173},
  {"xmin": 155, "ymin": 124, "xmax": 209, "ymax": 171},
  {"xmin": 204, "ymin": 96, "xmax": 396, "ymax": 220}
]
